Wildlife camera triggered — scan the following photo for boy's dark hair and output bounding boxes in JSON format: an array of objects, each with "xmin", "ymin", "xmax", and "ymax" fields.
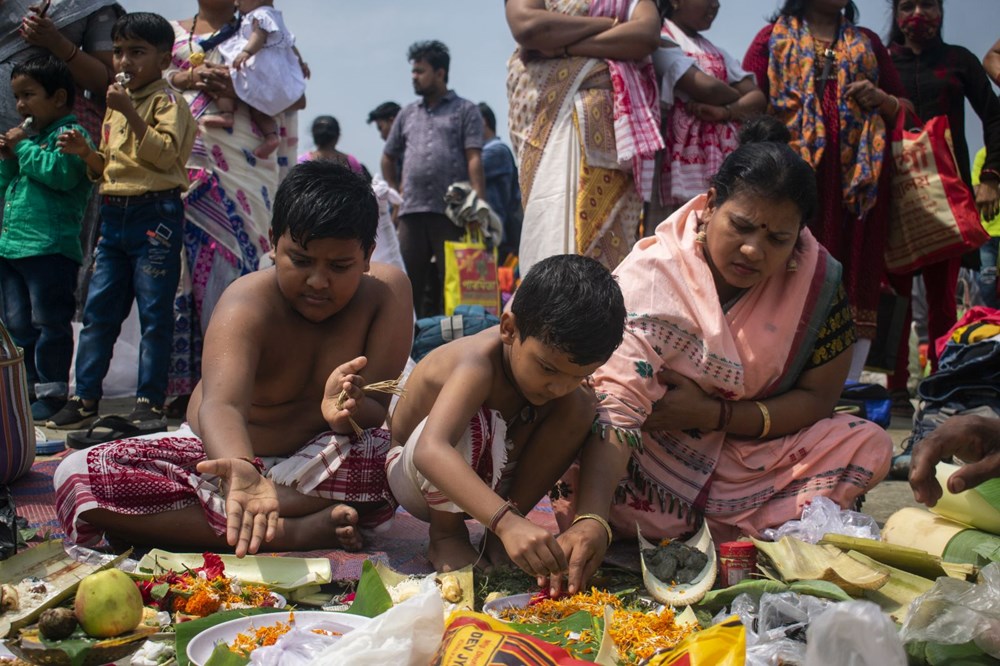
[
  {"xmin": 11, "ymin": 55, "xmax": 75, "ymax": 108},
  {"xmin": 478, "ymin": 102, "xmax": 496, "ymax": 134},
  {"xmin": 512, "ymin": 255, "xmax": 626, "ymax": 366},
  {"xmin": 367, "ymin": 101, "xmax": 400, "ymax": 124},
  {"xmin": 408, "ymin": 40, "xmax": 450, "ymax": 82},
  {"xmin": 111, "ymin": 12, "xmax": 174, "ymax": 53},
  {"xmin": 310, "ymin": 115, "xmax": 340, "ymax": 149},
  {"xmin": 271, "ymin": 161, "xmax": 378, "ymax": 255}
]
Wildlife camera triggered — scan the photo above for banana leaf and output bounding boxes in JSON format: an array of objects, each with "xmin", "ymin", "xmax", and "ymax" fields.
[
  {"xmin": 342, "ymin": 560, "xmax": 392, "ymax": 618},
  {"xmin": 135, "ymin": 550, "xmax": 331, "ymax": 593}
]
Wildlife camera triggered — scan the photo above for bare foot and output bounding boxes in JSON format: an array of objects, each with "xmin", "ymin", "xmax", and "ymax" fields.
[
  {"xmin": 428, "ymin": 532, "xmax": 483, "ymax": 573},
  {"xmin": 201, "ymin": 111, "xmax": 234, "ymax": 129},
  {"xmin": 279, "ymin": 503, "xmax": 362, "ymax": 551},
  {"xmin": 481, "ymin": 530, "xmax": 512, "ymax": 569},
  {"xmin": 253, "ymin": 133, "xmax": 279, "ymax": 159}
]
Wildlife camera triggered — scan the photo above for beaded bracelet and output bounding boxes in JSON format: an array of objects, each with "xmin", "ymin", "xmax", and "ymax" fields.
[{"xmin": 572, "ymin": 513, "xmax": 613, "ymax": 547}]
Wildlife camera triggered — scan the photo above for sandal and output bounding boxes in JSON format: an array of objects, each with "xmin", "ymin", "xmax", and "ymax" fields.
[{"xmin": 66, "ymin": 415, "xmax": 167, "ymax": 450}]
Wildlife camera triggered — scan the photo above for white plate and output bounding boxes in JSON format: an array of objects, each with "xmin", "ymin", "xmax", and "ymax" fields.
[{"xmin": 185, "ymin": 610, "xmax": 371, "ymax": 666}]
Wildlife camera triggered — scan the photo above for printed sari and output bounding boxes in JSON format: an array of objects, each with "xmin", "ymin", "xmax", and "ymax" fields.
[
  {"xmin": 506, "ymin": 0, "xmax": 658, "ymax": 275},
  {"xmin": 556, "ymin": 196, "xmax": 891, "ymax": 542},
  {"xmin": 166, "ymin": 20, "xmax": 298, "ymax": 397}
]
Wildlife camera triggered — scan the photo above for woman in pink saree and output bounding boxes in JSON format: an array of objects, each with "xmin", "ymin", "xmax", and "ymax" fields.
[{"xmin": 551, "ymin": 119, "xmax": 892, "ymax": 594}]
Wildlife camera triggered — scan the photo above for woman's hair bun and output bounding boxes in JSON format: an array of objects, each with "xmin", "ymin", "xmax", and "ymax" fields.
[{"xmin": 738, "ymin": 115, "xmax": 792, "ymax": 146}]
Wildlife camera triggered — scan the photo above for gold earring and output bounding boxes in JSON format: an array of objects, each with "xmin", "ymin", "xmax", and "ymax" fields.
[{"xmin": 787, "ymin": 258, "xmax": 798, "ymax": 272}]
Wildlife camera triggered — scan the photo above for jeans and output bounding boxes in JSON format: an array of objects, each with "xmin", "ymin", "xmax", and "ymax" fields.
[
  {"xmin": 74, "ymin": 196, "xmax": 183, "ymax": 406},
  {"xmin": 0, "ymin": 254, "xmax": 79, "ymax": 398},
  {"xmin": 978, "ymin": 237, "xmax": 1000, "ymax": 309}
]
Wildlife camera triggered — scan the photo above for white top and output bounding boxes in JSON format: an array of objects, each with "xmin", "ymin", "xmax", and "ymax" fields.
[
  {"xmin": 217, "ymin": 7, "xmax": 305, "ymax": 116},
  {"xmin": 651, "ymin": 18, "xmax": 752, "ymax": 107}
]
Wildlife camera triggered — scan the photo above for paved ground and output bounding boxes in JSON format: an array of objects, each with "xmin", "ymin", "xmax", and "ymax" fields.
[{"xmin": 37, "ymin": 397, "xmax": 922, "ymax": 528}]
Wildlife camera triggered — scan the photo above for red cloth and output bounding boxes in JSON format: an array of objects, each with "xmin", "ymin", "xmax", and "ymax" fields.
[{"xmin": 743, "ymin": 24, "xmax": 907, "ymax": 339}]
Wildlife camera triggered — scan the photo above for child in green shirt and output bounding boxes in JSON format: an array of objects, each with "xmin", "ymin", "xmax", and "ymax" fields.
[{"xmin": 0, "ymin": 54, "xmax": 94, "ymax": 422}]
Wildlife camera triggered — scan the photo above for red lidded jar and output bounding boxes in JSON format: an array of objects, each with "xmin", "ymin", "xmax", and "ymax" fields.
[{"xmin": 719, "ymin": 541, "xmax": 757, "ymax": 587}]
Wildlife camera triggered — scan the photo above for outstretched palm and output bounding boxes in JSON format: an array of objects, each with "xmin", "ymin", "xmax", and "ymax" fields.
[{"xmin": 197, "ymin": 458, "xmax": 279, "ymax": 557}]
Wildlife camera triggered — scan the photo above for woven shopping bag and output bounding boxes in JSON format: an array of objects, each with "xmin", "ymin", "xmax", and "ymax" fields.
[
  {"xmin": 443, "ymin": 227, "xmax": 500, "ymax": 317},
  {"xmin": 0, "ymin": 320, "xmax": 35, "ymax": 484},
  {"xmin": 885, "ymin": 111, "xmax": 988, "ymax": 273}
]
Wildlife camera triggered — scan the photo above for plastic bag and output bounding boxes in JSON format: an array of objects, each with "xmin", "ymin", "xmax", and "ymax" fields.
[
  {"xmin": 312, "ymin": 587, "xmax": 445, "ymax": 665},
  {"xmin": 713, "ymin": 591, "xmax": 833, "ymax": 666},
  {"xmin": 761, "ymin": 496, "xmax": 880, "ymax": 543},
  {"xmin": 805, "ymin": 600, "xmax": 906, "ymax": 665},
  {"xmin": 899, "ymin": 561, "xmax": 1000, "ymax": 658}
]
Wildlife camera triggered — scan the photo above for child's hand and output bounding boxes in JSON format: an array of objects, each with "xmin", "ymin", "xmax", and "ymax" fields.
[
  {"xmin": 233, "ymin": 50, "xmax": 250, "ymax": 70},
  {"xmin": 105, "ymin": 82, "xmax": 132, "ymax": 113},
  {"xmin": 4, "ymin": 127, "xmax": 26, "ymax": 149},
  {"xmin": 56, "ymin": 129, "xmax": 89, "ymax": 156},
  {"xmin": 496, "ymin": 513, "xmax": 568, "ymax": 578},
  {"xmin": 321, "ymin": 356, "xmax": 368, "ymax": 432},
  {"xmin": 196, "ymin": 457, "xmax": 279, "ymax": 557}
]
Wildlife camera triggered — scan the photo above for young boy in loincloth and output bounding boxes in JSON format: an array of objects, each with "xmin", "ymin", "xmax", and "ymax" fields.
[
  {"xmin": 387, "ymin": 254, "xmax": 626, "ymax": 575},
  {"xmin": 54, "ymin": 161, "xmax": 414, "ymax": 556}
]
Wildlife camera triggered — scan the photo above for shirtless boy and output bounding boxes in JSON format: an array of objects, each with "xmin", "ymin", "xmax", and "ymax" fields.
[
  {"xmin": 54, "ymin": 161, "xmax": 413, "ymax": 556},
  {"xmin": 387, "ymin": 255, "xmax": 626, "ymax": 576}
]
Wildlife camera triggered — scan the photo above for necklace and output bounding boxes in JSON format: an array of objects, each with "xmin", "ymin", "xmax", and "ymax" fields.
[
  {"xmin": 187, "ymin": 14, "xmax": 207, "ymax": 66},
  {"xmin": 500, "ymin": 347, "xmax": 536, "ymax": 426}
]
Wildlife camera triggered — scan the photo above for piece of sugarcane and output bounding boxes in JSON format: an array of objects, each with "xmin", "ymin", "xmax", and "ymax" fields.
[
  {"xmin": 335, "ymin": 374, "xmax": 406, "ymax": 436},
  {"xmin": 114, "ymin": 72, "xmax": 132, "ymax": 86},
  {"xmin": 19, "ymin": 116, "xmax": 34, "ymax": 131}
]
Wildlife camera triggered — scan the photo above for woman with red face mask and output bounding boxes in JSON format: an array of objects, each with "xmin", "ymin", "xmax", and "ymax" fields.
[{"xmin": 885, "ymin": 0, "xmax": 1000, "ymax": 467}]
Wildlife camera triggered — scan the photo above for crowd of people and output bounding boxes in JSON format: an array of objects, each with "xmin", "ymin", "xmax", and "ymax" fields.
[{"xmin": 0, "ymin": 0, "xmax": 998, "ymax": 592}]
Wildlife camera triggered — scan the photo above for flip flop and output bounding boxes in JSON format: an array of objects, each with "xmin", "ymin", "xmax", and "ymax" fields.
[{"xmin": 65, "ymin": 415, "xmax": 165, "ymax": 450}]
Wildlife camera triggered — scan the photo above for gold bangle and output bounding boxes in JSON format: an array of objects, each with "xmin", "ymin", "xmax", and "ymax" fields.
[
  {"xmin": 572, "ymin": 513, "xmax": 613, "ymax": 547},
  {"xmin": 755, "ymin": 401, "xmax": 771, "ymax": 438},
  {"xmin": 611, "ymin": 16, "xmax": 620, "ymax": 28}
]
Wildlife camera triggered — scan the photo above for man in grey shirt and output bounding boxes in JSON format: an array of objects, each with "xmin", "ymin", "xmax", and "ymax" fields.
[{"xmin": 381, "ymin": 40, "xmax": 486, "ymax": 319}]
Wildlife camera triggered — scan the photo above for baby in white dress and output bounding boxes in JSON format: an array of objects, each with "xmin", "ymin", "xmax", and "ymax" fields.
[{"xmin": 209, "ymin": 0, "xmax": 308, "ymax": 158}]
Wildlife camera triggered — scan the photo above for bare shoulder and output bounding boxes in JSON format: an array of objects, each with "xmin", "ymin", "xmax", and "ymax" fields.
[
  {"xmin": 208, "ymin": 269, "xmax": 283, "ymax": 333},
  {"xmin": 364, "ymin": 262, "xmax": 411, "ymax": 298},
  {"xmin": 416, "ymin": 327, "xmax": 499, "ymax": 384}
]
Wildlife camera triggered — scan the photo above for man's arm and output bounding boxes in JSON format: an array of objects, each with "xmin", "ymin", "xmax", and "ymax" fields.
[
  {"xmin": 381, "ymin": 153, "xmax": 400, "ymax": 193},
  {"xmin": 466, "ymin": 147, "xmax": 487, "ymax": 201}
]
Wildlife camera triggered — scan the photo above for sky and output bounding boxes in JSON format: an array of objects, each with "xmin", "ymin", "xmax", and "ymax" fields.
[{"xmin": 122, "ymin": 0, "xmax": 999, "ymax": 174}]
